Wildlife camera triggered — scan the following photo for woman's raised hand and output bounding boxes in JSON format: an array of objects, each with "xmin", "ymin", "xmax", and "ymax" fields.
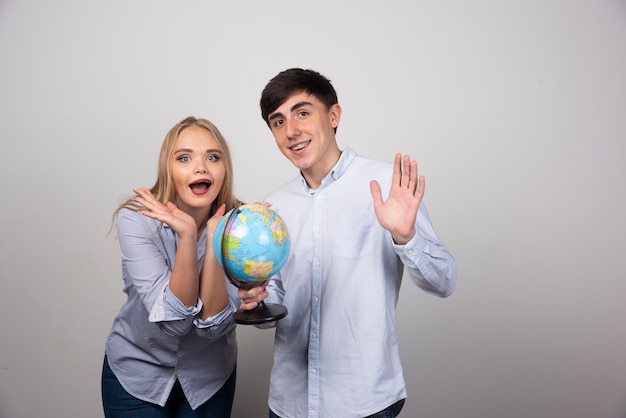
[
  {"xmin": 206, "ymin": 203, "xmax": 226, "ymax": 245},
  {"xmin": 134, "ymin": 188, "xmax": 197, "ymax": 240}
]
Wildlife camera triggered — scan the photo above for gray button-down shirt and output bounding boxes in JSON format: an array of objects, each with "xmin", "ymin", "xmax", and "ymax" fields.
[{"xmin": 105, "ymin": 209, "xmax": 238, "ymax": 409}]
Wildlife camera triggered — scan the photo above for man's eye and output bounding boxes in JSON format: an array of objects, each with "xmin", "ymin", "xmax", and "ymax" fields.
[
  {"xmin": 298, "ymin": 111, "xmax": 308, "ymax": 117},
  {"xmin": 274, "ymin": 119, "xmax": 284, "ymax": 127}
]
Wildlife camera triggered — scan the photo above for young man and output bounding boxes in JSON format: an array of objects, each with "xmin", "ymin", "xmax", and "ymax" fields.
[{"xmin": 240, "ymin": 68, "xmax": 457, "ymax": 418}]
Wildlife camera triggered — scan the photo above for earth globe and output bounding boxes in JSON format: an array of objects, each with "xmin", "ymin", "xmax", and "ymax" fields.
[{"xmin": 213, "ymin": 204, "xmax": 290, "ymax": 324}]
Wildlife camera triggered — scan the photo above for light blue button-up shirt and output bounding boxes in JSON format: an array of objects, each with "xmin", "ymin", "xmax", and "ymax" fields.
[
  {"xmin": 105, "ymin": 209, "xmax": 238, "ymax": 410},
  {"xmin": 262, "ymin": 148, "xmax": 457, "ymax": 418}
]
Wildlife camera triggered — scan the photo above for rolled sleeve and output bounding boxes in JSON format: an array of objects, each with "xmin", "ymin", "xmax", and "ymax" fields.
[
  {"xmin": 192, "ymin": 298, "xmax": 237, "ymax": 338},
  {"xmin": 194, "ymin": 298, "xmax": 236, "ymax": 328},
  {"xmin": 149, "ymin": 285, "xmax": 202, "ymax": 322}
]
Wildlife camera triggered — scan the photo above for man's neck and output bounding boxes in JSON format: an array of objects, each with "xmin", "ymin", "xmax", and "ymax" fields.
[{"xmin": 301, "ymin": 149, "xmax": 342, "ymax": 190}]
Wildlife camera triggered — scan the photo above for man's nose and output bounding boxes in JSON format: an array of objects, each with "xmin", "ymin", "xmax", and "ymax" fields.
[{"xmin": 285, "ymin": 118, "xmax": 301, "ymax": 138}]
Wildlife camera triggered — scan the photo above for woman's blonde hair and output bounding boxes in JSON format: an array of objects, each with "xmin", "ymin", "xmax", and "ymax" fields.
[{"xmin": 114, "ymin": 116, "xmax": 242, "ymax": 224}]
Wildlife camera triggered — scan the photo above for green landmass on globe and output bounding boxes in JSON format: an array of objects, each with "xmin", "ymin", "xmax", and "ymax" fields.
[{"xmin": 213, "ymin": 204, "xmax": 290, "ymax": 284}]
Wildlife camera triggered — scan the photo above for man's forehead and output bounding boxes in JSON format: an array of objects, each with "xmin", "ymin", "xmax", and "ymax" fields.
[{"xmin": 271, "ymin": 92, "xmax": 317, "ymax": 114}]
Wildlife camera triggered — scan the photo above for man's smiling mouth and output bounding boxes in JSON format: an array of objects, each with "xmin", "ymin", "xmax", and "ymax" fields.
[{"xmin": 290, "ymin": 141, "xmax": 310, "ymax": 151}]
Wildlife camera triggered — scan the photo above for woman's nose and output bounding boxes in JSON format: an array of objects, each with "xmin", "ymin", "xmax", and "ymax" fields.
[{"xmin": 194, "ymin": 164, "xmax": 207, "ymax": 174}]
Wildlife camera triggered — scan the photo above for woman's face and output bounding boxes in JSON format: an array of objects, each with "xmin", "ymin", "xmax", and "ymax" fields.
[{"xmin": 170, "ymin": 125, "xmax": 226, "ymax": 217}]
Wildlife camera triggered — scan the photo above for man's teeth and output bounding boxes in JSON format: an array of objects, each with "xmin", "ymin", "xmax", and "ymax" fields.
[{"xmin": 292, "ymin": 143, "xmax": 307, "ymax": 151}]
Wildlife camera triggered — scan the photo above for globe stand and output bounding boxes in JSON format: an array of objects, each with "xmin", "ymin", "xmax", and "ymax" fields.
[
  {"xmin": 233, "ymin": 300, "xmax": 288, "ymax": 325},
  {"xmin": 233, "ymin": 302, "xmax": 287, "ymax": 324},
  {"xmin": 221, "ymin": 206, "xmax": 288, "ymax": 325}
]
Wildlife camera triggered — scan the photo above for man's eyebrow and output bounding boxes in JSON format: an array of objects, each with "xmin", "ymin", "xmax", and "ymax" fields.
[
  {"xmin": 268, "ymin": 112, "xmax": 284, "ymax": 122},
  {"xmin": 268, "ymin": 101, "xmax": 313, "ymax": 122}
]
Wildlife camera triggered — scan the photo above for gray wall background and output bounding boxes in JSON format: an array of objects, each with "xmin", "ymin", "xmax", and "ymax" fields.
[{"xmin": 1, "ymin": 1, "xmax": 625, "ymax": 417}]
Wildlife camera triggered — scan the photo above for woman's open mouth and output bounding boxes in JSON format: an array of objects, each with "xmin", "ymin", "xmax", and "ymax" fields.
[{"xmin": 189, "ymin": 179, "xmax": 212, "ymax": 195}]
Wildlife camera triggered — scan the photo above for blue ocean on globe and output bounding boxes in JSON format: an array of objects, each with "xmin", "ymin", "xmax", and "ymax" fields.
[{"xmin": 213, "ymin": 204, "xmax": 290, "ymax": 283}]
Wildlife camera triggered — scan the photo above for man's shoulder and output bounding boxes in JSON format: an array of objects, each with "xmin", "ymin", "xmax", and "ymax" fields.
[
  {"xmin": 347, "ymin": 153, "xmax": 392, "ymax": 177},
  {"xmin": 352, "ymin": 151, "xmax": 392, "ymax": 166}
]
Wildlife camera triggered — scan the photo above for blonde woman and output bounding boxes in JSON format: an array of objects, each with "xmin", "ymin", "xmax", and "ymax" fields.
[{"xmin": 102, "ymin": 116, "xmax": 241, "ymax": 417}]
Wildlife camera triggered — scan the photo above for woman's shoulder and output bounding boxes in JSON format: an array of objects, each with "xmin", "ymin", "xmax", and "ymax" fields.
[{"xmin": 116, "ymin": 208, "xmax": 161, "ymax": 234}]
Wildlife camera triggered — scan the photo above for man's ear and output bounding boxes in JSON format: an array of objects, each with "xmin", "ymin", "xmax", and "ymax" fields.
[{"xmin": 329, "ymin": 104, "xmax": 342, "ymax": 129}]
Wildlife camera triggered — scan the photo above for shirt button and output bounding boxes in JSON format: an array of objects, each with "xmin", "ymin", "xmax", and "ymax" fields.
[
  {"xmin": 311, "ymin": 332, "xmax": 317, "ymax": 339},
  {"xmin": 313, "ymin": 296, "xmax": 319, "ymax": 304},
  {"xmin": 310, "ymin": 368, "xmax": 317, "ymax": 374}
]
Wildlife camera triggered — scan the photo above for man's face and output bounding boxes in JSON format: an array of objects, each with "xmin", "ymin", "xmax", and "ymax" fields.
[{"xmin": 267, "ymin": 91, "xmax": 341, "ymax": 181}]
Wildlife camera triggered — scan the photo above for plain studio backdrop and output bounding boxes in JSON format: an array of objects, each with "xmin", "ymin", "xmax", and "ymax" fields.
[{"xmin": 1, "ymin": 1, "xmax": 625, "ymax": 417}]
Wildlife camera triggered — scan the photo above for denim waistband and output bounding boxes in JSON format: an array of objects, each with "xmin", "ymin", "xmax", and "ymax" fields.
[{"xmin": 365, "ymin": 398, "xmax": 405, "ymax": 418}]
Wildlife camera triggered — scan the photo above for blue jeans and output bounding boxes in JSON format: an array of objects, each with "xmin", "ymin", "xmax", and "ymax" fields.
[
  {"xmin": 269, "ymin": 399, "xmax": 405, "ymax": 418},
  {"xmin": 102, "ymin": 356, "xmax": 236, "ymax": 418}
]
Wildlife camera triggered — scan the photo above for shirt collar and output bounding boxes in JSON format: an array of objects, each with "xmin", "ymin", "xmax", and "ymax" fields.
[{"xmin": 299, "ymin": 147, "xmax": 356, "ymax": 194}]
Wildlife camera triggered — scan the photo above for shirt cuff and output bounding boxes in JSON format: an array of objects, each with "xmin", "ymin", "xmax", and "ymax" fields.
[
  {"xmin": 194, "ymin": 298, "xmax": 237, "ymax": 328},
  {"xmin": 148, "ymin": 285, "xmax": 201, "ymax": 322}
]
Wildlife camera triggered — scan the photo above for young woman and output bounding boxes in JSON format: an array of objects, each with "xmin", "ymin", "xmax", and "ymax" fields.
[{"xmin": 102, "ymin": 116, "xmax": 242, "ymax": 418}]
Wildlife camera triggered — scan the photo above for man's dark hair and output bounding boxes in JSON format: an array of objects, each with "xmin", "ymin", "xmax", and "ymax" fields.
[{"xmin": 260, "ymin": 68, "xmax": 339, "ymax": 128}]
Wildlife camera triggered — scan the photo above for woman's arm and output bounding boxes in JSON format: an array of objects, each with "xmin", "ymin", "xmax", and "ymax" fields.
[
  {"xmin": 133, "ymin": 188, "xmax": 201, "ymax": 306},
  {"xmin": 198, "ymin": 204, "xmax": 229, "ymax": 319}
]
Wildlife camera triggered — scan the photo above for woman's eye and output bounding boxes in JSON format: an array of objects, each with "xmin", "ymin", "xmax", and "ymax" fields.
[
  {"xmin": 207, "ymin": 155, "xmax": 221, "ymax": 162},
  {"xmin": 177, "ymin": 156, "xmax": 190, "ymax": 162}
]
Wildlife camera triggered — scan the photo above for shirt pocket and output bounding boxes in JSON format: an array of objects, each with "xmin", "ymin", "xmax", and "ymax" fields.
[{"xmin": 333, "ymin": 210, "xmax": 376, "ymax": 259}]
